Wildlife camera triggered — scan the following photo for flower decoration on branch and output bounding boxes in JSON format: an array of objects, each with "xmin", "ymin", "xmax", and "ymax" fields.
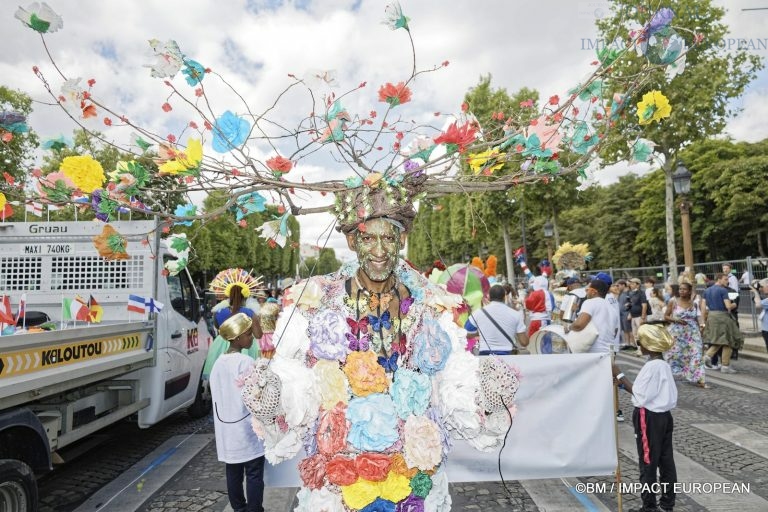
[
  {"xmin": 9, "ymin": 1, "xmax": 697, "ymax": 269},
  {"xmin": 378, "ymin": 82, "xmax": 412, "ymax": 106},
  {"xmin": 636, "ymin": 90, "xmax": 672, "ymax": 125}
]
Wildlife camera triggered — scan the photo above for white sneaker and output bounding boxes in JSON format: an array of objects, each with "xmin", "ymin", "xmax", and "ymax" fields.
[
  {"xmin": 720, "ymin": 365, "xmax": 737, "ymax": 374},
  {"xmin": 703, "ymin": 355, "xmax": 713, "ymax": 369}
]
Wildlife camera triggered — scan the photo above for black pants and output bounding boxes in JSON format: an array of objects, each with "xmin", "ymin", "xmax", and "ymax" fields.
[
  {"xmin": 225, "ymin": 456, "xmax": 265, "ymax": 512},
  {"xmin": 762, "ymin": 330, "xmax": 768, "ymax": 352},
  {"xmin": 633, "ymin": 407, "xmax": 676, "ymax": 511}
]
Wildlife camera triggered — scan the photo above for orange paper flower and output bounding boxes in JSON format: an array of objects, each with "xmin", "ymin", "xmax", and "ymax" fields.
[
  {"xmin": 343, "ymin": 351, "xmax": 389, "ymax": 396},
  {"xmin": 266, "ymin": 155, "xmax": 293, "ymax": 173},
  {"xmin": 378, "ymin": 82, "xmax": 412, "ymax": 106},
  {"xmin": 326, "ymin": 455, "xmax": 359, "ymax": 486},
  {"xmin": 354, "ymin": 452, "xmax": 391, "ymax": 482}
]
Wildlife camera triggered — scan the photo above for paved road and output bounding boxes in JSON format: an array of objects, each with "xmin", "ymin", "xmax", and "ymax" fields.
[{"xmin": 65, "ymin": 345, "xmax": 767, "ymax": 512}]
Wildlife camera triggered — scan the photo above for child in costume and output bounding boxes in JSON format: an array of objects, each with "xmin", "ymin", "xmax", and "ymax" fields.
[
  {"xmin": 210, "ymin": 313, "xmax": 266, "ymax": 512},
  {"xmin": 613, "ymin": 324, "xmax": 677, "ymax": 512}
]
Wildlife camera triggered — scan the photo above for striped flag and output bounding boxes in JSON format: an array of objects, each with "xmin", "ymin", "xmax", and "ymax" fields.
[
  {"xmin": 25, "ymin": 201, "xmax": 43, "ymax": 217},
  {"xmin": 128, "ymin": 294, "xmax": 147, "ymax": 314},
  {"xmin": 87, "ymin": 295, "xmax": 103, "ymax": 323},
  {"xmin": 62, "ymin": 297, "xmax": 89, "ymax": 322}
]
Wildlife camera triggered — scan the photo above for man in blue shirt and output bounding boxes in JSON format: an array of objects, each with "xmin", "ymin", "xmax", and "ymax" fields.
[{"xmin": 702, "ymin": 273, "xmax": 741, "ymax": 374}]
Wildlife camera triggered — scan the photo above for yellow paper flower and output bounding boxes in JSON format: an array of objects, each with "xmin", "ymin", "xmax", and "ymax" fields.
[
  {"xmin": 60, "ymin": 155, "xmax": 105, "ymax": 193},
  {"xmin": 636, "ymin": 90, "xmax": 672, "ymax": 125},
  {"xmin": 378, "ymin": 471, "xmax": 411, "ymax": 503},
  {"xmin": 0, "ymin": 192, "xmax": 6, "ymax": 210},
  {"xmin": 158, "ymin": 138, "xmax": 202, "ymax": 174},
  {"xmin": 467, "ymin": 148, "xmax": 505, "ymax": 174},
  {"xmin": 341, "ymin": 478, "xmax": 380, "ymax": 510},
  {"xmin": 314, "ymin": 360, "xmax": 350, "ymax": 409}
]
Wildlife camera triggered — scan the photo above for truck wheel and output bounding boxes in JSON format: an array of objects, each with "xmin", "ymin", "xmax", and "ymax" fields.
[
  {"xmin": 0, "ymin": 459, "xmax": 38, "ymax": 512},
  {"xmin": 187, "ymin": 377, "xmax": 211, "ymax": 419}
]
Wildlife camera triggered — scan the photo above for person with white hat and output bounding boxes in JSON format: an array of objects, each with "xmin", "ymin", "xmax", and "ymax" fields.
[
  {"xmin": 210, "ymin": 313, "xmax": 266, "ymax": 512},
  {"xmin": 613, "ymin": 324, "xmax": 678, "ymax": 512}
]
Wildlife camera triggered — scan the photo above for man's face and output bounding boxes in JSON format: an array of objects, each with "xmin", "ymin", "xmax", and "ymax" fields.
[
  {"xmin": 722, "ymin": 265, "xmax": 731, "ymax": 274},
  {"xmin": 346, "ymin": 218, "xmax": 406, "ymax": 282}
]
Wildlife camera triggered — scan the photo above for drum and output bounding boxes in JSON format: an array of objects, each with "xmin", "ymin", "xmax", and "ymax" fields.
[{"xmin": 528, "ymin": 325, "xmax": 571, "ymax": 354}]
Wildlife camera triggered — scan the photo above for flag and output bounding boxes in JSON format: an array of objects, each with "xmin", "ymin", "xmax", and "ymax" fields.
[
  {"xmin": 128, "ymin": 294, "xmax": 146, "ymax": 314},
  {"xmin": 15, "ymin": 293, "xmax": 27, "ymax": 324},
  {"xmin": 0, "ymin": 295, "xmax": 14, "ymax": 325},
  {"xmin": 62, "ymin": 297, "xmax": 89, "ymax": 322},
  {"xmin": 145, "ymin": 297, "xmax": 164, "ymax": 313},
  {"xmin": 25, "ymin": 201, "xmax": 43, "ymax": 217},
  {"xmin": 87, "ymin": 295, "xmax": 103, "ymax": 323}
]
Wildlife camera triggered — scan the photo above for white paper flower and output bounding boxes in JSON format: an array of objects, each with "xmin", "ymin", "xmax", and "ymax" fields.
[{"xmin": 15, "ymin": 2, "xmax": 63, "ymax": 33}]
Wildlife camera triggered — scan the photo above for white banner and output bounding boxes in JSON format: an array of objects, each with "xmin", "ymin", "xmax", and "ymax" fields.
[{"xmin": 265, "ymin": 353, "xmax": 617, "ymax": 487}]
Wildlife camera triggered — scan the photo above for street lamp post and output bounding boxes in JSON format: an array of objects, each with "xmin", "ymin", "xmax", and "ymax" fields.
[
  {"xmin": 672, "ymin": 160, "xmax": 694, "ymax": 272},
  {"xmin": 543, "ymin": 220, "xmax": 554, "ymax": 265}
]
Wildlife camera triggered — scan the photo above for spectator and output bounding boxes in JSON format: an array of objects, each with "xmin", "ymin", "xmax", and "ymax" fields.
[
  {"xmin": 613, "ymin": 324, "xmax": 678, "ymax": 512},
  {"xmin": 664, "ymin": 281, "xmax": 708, "ymax": 388},
  {"xmin": 740, "ymin": 269, "xmax": 754, "ymax": 286},
  {"xmin": 616, "ymin": 279, "xmax": 633, "ymax": 348},
  {"xmin": 211, "ymin": 313, "xmax": 266, "ymax": 512},
  {"xmin": 466, "ymin": 284, "xmax": 528, "ymax": 355},
  {"xmin": 702, "ymin": 273, "xmax": 741, "ymax": 373},
  {"xmin": 722, "ymin": 263, "xmax": 740, "ymax": 295},
  {"xmin": 625, "ymin": 278, "xmax": 648, "ymax": 354},
  {"xmin": 644, "ymin": 277, "xmax": 656, "ymax": 303},
  {"xmin": 648, "ymin": 287, "xmax": 666, "ymax": 323}
]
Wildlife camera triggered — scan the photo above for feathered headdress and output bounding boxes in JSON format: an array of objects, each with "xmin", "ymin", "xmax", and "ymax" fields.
[
  {"xmin": 552, "ymin": 242, "xmax": 592, "ymax": 271},
  {"xmin": 209, "ymin": 268, "xmax": 263, "ymax": 299}
]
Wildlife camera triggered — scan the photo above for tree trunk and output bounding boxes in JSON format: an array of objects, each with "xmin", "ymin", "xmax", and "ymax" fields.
[
  {"xmin": 664, "ymin": 154, "xmax": 678, "ymax": 283},
  {"xmin": 503, "ymin": 223, "xmax": 516, "ymax": 287}
]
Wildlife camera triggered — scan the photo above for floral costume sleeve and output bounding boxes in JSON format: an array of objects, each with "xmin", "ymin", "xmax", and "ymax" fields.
[{"xmin": 241, "ymin": 260, "xmax": 520, "ymax": 512}]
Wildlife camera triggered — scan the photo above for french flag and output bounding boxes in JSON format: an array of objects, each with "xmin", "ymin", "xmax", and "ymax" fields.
[
  {"xmin": 15, "ymin": 293, "xmax": 27, "ymax": 325},
  {"xmin": 128, "ymin": 295, "xmax": 146, "ymax": 314}
]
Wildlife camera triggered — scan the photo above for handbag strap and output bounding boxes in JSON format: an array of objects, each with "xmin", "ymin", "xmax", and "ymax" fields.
[{"xmin": 480, "ymin": 308, "xmax": 517, "ymax": 349}]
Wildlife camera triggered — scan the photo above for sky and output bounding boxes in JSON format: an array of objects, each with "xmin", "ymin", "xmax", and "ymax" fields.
[{"xmin": 2, "ymin": 0, "xmax": 767, "ymax": 262}]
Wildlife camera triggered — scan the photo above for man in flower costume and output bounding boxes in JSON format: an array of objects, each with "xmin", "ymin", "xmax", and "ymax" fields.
[{"xmin": 241, "ymin": 174, "xmax": 519, "ymax": 511}]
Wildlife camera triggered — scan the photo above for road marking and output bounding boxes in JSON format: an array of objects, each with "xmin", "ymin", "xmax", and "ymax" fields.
[
  {"xmin": 693, "ymin": 423, "xmax": 768, "ymax": 460},
  {"xmin": 521, "ymin": 477, "xmax": 612, "ymax": 511},
  {"xmin": 617, "ymin": 424, "xmax": 768, "ymax": 511}
]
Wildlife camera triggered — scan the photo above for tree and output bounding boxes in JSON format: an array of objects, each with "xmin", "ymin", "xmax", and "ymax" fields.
[
  {"xmin": 0, "ymin": 86, "xmax": 39, "ymax": 218},
  {"xmin": 595, "ymin": 0, "xmax": 763, "ymax": 279}
]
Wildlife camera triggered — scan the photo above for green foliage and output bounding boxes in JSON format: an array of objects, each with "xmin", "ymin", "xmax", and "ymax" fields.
[
  {"xmin": 185, "ymin": 190, "xmax": 300, "ymax": 285},
  {"xmin": 0, "ymin": 86, "xmax": 39, "ymax": 218}
]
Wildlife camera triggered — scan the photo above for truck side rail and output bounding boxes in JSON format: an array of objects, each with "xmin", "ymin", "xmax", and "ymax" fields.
[{"xmin": 0, "ymin": 322, "xmax": 155, "ymax": 411}]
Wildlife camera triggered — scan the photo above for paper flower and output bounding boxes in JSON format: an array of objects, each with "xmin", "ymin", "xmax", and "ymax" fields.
[
  {"xmin": 232, "ymin": 192, "xmax": 266, "ymax": 222},
  {"xmin": 568, "ymin": 79, "xmax": 603, "ymax": 102},
  {"xmin": 378, "ymin": 82, "xmax": 412, "ymax": 106},
  {"xmin": 286, "ymin": 278, "xmax": 324, "ymax": 310},
  {"xmin": 316, "ymin": 403, "xmax": 350, "ymax": 456},
  {"xmin": 92, "ymin": 224, "xmax": 129, "ymax": 260},
  {"xmin": 390, "ymin": 368, "xmax": 430, "ymax": 419},
  {"xmin": 305, "ymin": 69, "xmax": 339, "ymax": 88},
  {"xmin": 212, "ymin": 111, "xmax": 250, "ymax": 153},
  {"xmin": 36, "ymin": 171, "xmax": 76, "ymax": 202},
  {"xmin": 41, "ymin": 135, "xmax": 71, "ymax": 151},
  {"xmin": 164, "ymin": 257, "xmax": 189, "ymax": 276},
  {"xmin": 402, "ymin": 136, "xmax": 435, "ymax": 162},
  {"xmin": 326, "ymin": 456, "xmax": 358, "ymax": 486},
  {"xmin": 308, "ymin": 309, "xmax": 350, "ymax": 361},
  {"xmin": 382, "ymin": 2, "xmax": 409, "ymax": 31},
  {"xmin": 166, "ymin": 233, "xmax": 191, "ymax": 259},
  {"xmin": 319, "ymin": 100, "xmax": 351, "ymax": 143},
  {"xmin": 15, "ymin": 2, "xmax": 63, "ymax": 33},
  {"xmin": 157, "ymin": 138, "xmax": 202, "ymax": 175},
  {"xmin": 639, "ymin": 26, "xmax": 686, "ymax": 66},
  {"xmin": 568, "ymin": 121, "xmax": 598, "ymax": 155},
  {"xmin": 0, "ymin": 193, "xmax": 14, "ymax": 219},
  {"xmin": 174, "ymin": 203, "xmax": 197, "ymax": 226},
  {"xmin": 255, "ymin": 212, "xmax": 291, "ymax": 247},
  {"xmin": 629, "ymin": 138, "xmax": 657, "ymax": 164},
  {"xmin": 411, "ymin": 319, "xmax": 452, "ymax": 375},
  {"xmin": 528, "ymin": 115, "xmax": 563, "ymax": 151},
  {"xmin": 266, "ymin": 155, "xmax": 293, "ymax": 174},
  {"xmin": 346, "ymin": 393, "xmax": 399, "ymax": 452},
  {"xmin": 313, "ymin": 359, "xmax": 349, "ymax": 409},
  {"xmin": 647, "ymin": 7, "xmax": 674, "ymax": 35},
  {"xmin": 129, "ymin": 132, "xmax": 153, "ymax": 152},
  {"xmin": 298, "ymin": 453, "xmax": 327, "ymax": 490},
  {"xmin": 433, "ymin": 122, "xmax": 477, "ymax": 153},
  {"xmin": 91, "ymin": 189, "xmax": 121, "ymax": 222},
  {"xmin": 637, "ymin": 90, "xmax": 672, "ymax": 125},
  {"xmin": 467, "ymin": 148, "xmax": 505, "ymax": 175},
  {"xmin": 110, "ymin": 161, "xmax": 151, "ymax": 196},
  {"xmin": 182, "ymin": 59, "xmax": 205, "ymax": 86},
  {"xmin": 60, "ymin": 155, "xmax": 105, "ymax": 193},
  {"xmin": 0, "ymin": 111, "xmax": 29, "ymax": 133},
  {"xmin": 343, "ymin": 350, "xmax": 389, "ymax": 397},
  {"xmin": 145, "ymin": 39, "xmax": 184, "ymax": 78}
]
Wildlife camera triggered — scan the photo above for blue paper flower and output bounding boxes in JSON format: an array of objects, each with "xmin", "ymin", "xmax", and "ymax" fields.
[
  {"xmin": 182, "ymin": 59, "xmax": 206, "ymax": 86},
  {"xmin": 412, "ymin": 319, "xmax": 452, "ymax": 375},
  {"xmin": 212, "ymin": 111, "xmax": 250, "ymax": 153},
  {"xmin": 391, "ymin": 368, "xmax": 430, "ymax": 419},
  {"xmin": 361, "ymin": 497, "xmax": 397, "ymax": 512},
  {"xmin": 232, "ymin": 192, "xmax": 266, "ymax": 221},
  {"xmin": 41, "ymin": 135, "xmax": 71, "ymax": 151},
  {"xmin": 174, "ymin": 203, "xmax": 197, "ymax": 226},
  {"xmin": 346, "ymin": 393, "xmax": 399, "ymax": 451}
]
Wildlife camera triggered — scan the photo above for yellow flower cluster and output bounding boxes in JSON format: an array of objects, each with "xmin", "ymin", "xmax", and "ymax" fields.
[
  {"xmin": 467, "ymin": 148, "xmax": 505, "ymax": 174},
  {"xmin": 341, "ymin": 470, "xmax": 411, "ymax": 509},
  {"xmin": 60, "ymin": 155, "xmax": 105, "ymax": 193},
  {"xmin": 159, "ymin": 138, "xmax": 202, "ymax": 174},
  {"xmin": 636, "ymin": 90, "xmax": 672, "ymax": 125}
]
